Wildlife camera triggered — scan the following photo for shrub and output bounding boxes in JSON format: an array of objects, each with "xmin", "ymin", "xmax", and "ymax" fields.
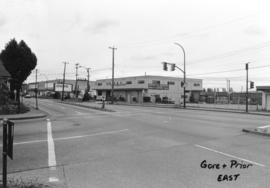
[
  {"xmin": 82, "ymin": 92, "xmax": 90, "ymax": 101},
  {"xmin": 53, "ymin": 92, "xmax": 61, "ymax": 99},
  {"xmin": 5, "ymin": 177, "xmax": 51, "ymax": 188}
]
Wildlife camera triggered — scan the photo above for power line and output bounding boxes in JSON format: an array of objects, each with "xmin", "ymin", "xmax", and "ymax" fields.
[
  {"xmin": 188, "ymin": 64, "xmax": 270, "ymax": 77},
  {"xmin": 188, "ymin": 41, "xmax": 270, "ymax": 66},
  {"xmin": 121, "ymin": 11, "xmax": 264, "ymax": 49}
]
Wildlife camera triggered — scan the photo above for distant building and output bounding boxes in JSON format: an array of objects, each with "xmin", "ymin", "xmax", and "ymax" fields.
[
  {"xmin": 0, "ymin": 60, "xmax": 10, "ymax": 82},
  {"xmin": 26, "ymin": 79, "xmax": 95, "ymax": 98},
  {"xmin": 199, "ymin": 90, "xmax": 262, "ymax": 105},
  {"xmin": 93, "ymin": 75, "xmax": 203, "ymax": 104},
  {"xmin": 257, "ymin": 86, "xmax": 270, "ymax": 110}
]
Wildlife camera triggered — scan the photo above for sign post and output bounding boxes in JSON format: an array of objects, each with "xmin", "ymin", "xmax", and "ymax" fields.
[{"xmin": 2, "ymin": 119, "xmax": 14, "ymax": 188}]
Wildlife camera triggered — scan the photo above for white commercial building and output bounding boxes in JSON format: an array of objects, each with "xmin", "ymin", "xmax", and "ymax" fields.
[{"xmin": 93, "ymin": 75, "xmax": 203, "ymax": 104}]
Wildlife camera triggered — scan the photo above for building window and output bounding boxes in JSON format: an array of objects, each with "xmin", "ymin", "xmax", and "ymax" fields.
[
  {"xmin": 194, "ymin": 83, "xmax": 200, "ymax": 87},
  {"xmin": 97, "ymin": 83, "xmax": 102, "ymax": 86},
  {"xmin": 106, "ymin": 82, "xmax": 111, "ymax": 86},
  {"xmin": 152, "ymin": 80, "xmax": 160, "ymax": 85},
  {"xmin": 167, "ymin": 81, "xmax": 175, "ymax": 85},
  {"xmin": 126, "ymin": 81, "xmax": 132, "ymax": 84},
  {"xmin": 138, "ymin": 80, "xmax": 145, "ymax": 84}
]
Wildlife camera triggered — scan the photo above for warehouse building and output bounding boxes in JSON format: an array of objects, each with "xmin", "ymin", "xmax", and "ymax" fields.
[{"xmin": 93, "ymin": 75, "xmax": 203, "ymax": 104}]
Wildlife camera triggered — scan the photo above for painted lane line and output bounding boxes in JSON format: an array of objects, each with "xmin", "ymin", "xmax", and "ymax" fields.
[
  {"xmin": 75, "ymin": 110, "xmax": 83, "ymax": 115},
  {"xmin": 195, "ymin": 144, "xmax": 265, "ymax": 167},
  {"xmin": 0, "ymin": 129, "xmax": 130, "ymax": 147},
  {"xmin": 258, "ymin": 125, "xmax": 270, "ymax": 129},
  {"xmin": 47, "ymin": 119, "xmax": 59, "ymax": 183},
  {"xmin": 53, "ymin": 129, "xmax": 129, "ymax": 142}
]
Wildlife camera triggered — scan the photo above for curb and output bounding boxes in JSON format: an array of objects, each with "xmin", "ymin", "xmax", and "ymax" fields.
[
  {"xmin": 114, "ymin": 103, "xmax": 270, "ymax": 116},
  {"xmin": 114, "ymin": 103, "xmax": 180, "ymax": 109},
  {"xmin": 242, "ymin": 128, "xmax": 270, "ymax": 137},
  {"xmin": 0, "ymin": 114, "xmax": 47, "ymax": 121},
  {"xmin": 185, "ymin": 107, "xmax": 270, "ymax": 116},
  {"xmin": 60, "ymin": 102, "xmax": 115, "ymax": 112}
]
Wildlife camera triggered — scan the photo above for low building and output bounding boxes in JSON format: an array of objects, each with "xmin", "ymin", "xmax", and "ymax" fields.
[
  {"xmin": 0, "ymin": 60, "xmax": 10, "ymax": 83},
  {"xmin": 257, "ymin": 86, "xmax": 270, "ymax": 110},
  {"xmin": 27, "ymin": 79, "xmax": 95, "ymax": 98},
  {"xmin": 93, "ymin": 75, "xmax": 203, "ymax": 104},
  {"xmin": 0, "ymin": 60, "xmax": 11, "ymax": 106}
]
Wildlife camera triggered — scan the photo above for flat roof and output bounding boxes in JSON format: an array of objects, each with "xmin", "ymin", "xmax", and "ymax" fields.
[
  {"xmin": 257, "ymin": 86, "xmax": 270, "ymax": 91},
  {"xmin": 96, "ymin": 75, "xmax": 202, "ymax": 81}
]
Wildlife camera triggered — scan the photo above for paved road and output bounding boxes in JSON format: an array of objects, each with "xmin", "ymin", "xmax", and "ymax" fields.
[{"xmin": 2, "ymin": 98, "xmax": 270, "ymax": 188}]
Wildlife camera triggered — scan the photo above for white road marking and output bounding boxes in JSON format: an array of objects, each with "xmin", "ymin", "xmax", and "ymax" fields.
[
  {"xmin": 47, "ymin": 119, "xmax": 59, "ymax": 182},
  {"xmin": 195, "ymin": 144, "xmax": 265, "ymax": 167},
  {"xmin": 54, "ymin": 129, "xmax": 129, "ymax": 142},
  {"xmin": 258, "ymin": 125, "xmax": 270, "ymax": 129},
  {"xmin": 0, "ymin": 129, "xmax": 130, "ymax": 147},
  {"xmin": 75, "ymin": 111, "xmax": 83, "ymax": 115}
]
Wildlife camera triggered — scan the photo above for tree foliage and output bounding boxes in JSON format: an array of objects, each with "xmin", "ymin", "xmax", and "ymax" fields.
[{"xmin": 0, "ymin": 39, "xmax": 37, "ymax": 97}]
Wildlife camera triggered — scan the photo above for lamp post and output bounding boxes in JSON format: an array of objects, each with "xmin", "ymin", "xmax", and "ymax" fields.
[{"xmin": 174, "ymin": 42, "xmax": 186, "ymax": 108}]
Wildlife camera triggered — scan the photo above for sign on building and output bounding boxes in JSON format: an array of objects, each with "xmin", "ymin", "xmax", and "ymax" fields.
[
  {"xmin": 55, "ymin": 83, "xmax": 72, "ymax": 92},
  {"xmin": 28, "ymin": 84, "xmax": 37, "ymax": 89},
  {"xmin": 46, "ymin": 82, "xmax": 54, "ymax": 89},
  {"xmin": 148, "ymin": 84, "xmax": 169, "ymax": 90}
]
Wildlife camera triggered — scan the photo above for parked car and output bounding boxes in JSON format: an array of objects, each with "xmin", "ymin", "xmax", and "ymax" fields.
[{"xmin": 24, "ymin": 94, "xmax": 31, "ymax": 98}]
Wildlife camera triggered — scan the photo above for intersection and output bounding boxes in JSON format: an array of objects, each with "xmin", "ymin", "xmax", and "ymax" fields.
[{"xmin": 2, "ymin": 99, "xmax": 270, "ymax": 188}]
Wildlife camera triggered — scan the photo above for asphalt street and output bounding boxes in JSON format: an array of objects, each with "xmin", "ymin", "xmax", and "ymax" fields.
[{"xmin": 2, "ymin": 98, "xmax": 270, "ymax": 188}]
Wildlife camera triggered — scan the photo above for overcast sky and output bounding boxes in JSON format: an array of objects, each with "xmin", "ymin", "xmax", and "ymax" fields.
[{"xmin": 0, "ymin": 0, "xmax": 270, "ymax": 91}]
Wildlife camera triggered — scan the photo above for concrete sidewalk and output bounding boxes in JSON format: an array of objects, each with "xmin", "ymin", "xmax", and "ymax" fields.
[
  {"xmin": 60, "ymin": 101, "xmax": 115, "ymax": 112},
  {"xmin": 0, "ymin": 108, "xmax": 47, "ymax": 120},
  {"xmin": 60, "ymin": 100, "xmax": 270, "ymax": 117},
  {"xmin": 243, "ymin": 125, "xmax": 270, "ymax": 137}
]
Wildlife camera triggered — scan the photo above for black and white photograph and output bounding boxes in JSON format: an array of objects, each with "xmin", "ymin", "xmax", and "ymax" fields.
[{"xmin": 1, "ymin": 0, "xmax": 270, "ymax": 187}]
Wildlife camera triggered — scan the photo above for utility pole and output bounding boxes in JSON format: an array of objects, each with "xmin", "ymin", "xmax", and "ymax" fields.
[
  {"xmin": 75, "ymin": 63, "xmax": 79, "ymax": 99},
  {"xmin": 227, "ymin": 79, "xmax": 230, "ymax": 104},
  {"xmin": 109, "ymin": 46, "xmax": 117, "ymax": 104},
  {"xmin": 86, "ymin": 68, "xmax": 90, "ymax": 92},
  {"xmin": 245, "ymin": 63, "xmax": 249, "ymax": 113},
  {"xmin": 62, "ymin": 62, "xmax": 68, "ymax": 101},
  {"xmin": 35, "ymin": 69, "xmax": 38, "ymax": 109}
]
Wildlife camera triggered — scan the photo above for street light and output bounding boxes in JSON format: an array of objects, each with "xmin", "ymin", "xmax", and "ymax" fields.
[{"xmin": 174, "ymin": 42, "xmax": 186, "ymax": 108}]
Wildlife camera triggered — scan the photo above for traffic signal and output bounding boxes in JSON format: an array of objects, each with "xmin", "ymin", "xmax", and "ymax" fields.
[
  {"xmin": 181, "ymin": 81, "xmax": 184, "ymax": 87},
  {"xmin": 250, "ymin": 81, "xmax": 254, "ymax": 89},
  {"xmin": 171, "ymin": 64, "xmax": 175, "ymax": 71},
  {"xmin": 163, "ymin": 62, "xmax": 168, "ymax": 71}
]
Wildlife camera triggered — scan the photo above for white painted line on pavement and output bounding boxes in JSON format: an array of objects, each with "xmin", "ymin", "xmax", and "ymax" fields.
[
  {"xmin": 47, "ymin": 119, "xmax": 59, "ymax": 182},
  {"xmin": 0, "ymin": 129, "xmax": 130, "ymax": 147},
  {"xmin": 258, "ymin": 125, "xmax": 270, "ymax": 129},
  {"xmin": 54, "ymin": 129, "xmax": 129, "ymax": 141},
  {"xmin": 75, "ymin": 110, "xmax": 83, "ymax": 115},
  {"xmin": 195, "ymin": 144, "xmax": 265, "ymax": 167}
]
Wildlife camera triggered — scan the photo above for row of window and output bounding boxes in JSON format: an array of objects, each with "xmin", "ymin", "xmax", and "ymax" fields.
[
  {"xmin": 96, "ymin": 81, "xmax": 200, "ymax": 87},
  {"xmin": 96, "ymin": 80, "xmax": 175, "ymax": 86},
  {"xmin": 96, "ymin": 80, "xmax": 200, "ymax": 87}
]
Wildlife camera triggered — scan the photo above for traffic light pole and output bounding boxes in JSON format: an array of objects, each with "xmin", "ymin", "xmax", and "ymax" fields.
[{"xmin": 174, "ymin": 43, "xmax": 186, "ymax": 108}]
